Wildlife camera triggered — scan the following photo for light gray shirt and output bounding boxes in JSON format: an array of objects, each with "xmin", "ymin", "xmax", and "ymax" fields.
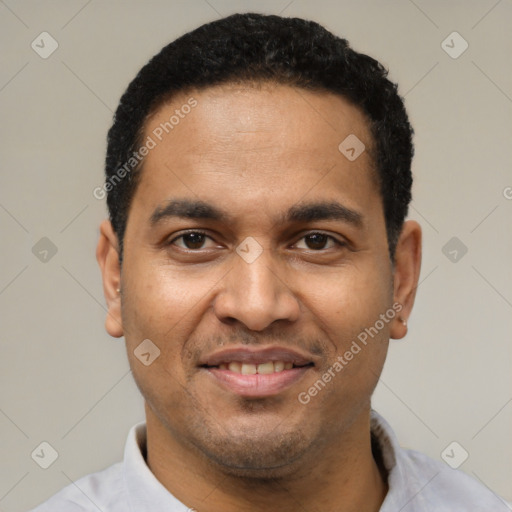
[{"xmin": 29, "ymin": 410, "xmax": 509, "ymax": 511}]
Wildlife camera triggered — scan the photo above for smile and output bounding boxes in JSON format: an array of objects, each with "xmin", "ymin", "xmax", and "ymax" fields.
[
  {"xmin": 199, "ymin": 347, "xmax": 316, "ymax": 397},
  {"xmin": 209, "ymin": 361, "xmax": 312, "ymax": 374}
]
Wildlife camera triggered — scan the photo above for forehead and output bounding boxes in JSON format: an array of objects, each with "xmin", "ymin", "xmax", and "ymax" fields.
[
  {"xmin": 134, "ymin": 82, "xmax": 379, "ymax": 224},
  {"xmin": 146, "ymin": 82, "xmax": 374, "ymax": 158}
]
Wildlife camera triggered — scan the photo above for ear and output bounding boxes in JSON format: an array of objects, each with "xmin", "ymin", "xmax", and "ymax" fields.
[
  {"xmin": 390, "ymin": 220, "xmax": 422, "ymax": 340},
  {"xmin": 96, "ymin": 220, "xmax": 124, "ymax": 338}
]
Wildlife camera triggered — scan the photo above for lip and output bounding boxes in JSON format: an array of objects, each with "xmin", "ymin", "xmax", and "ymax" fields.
[
  {"xmin": 205, "ymin": 366, "xmax": 312, "ymax": 397},
  {"xmin": 199, "ymin": 345, "xmax": 316, "ymax": 398},
  {"xmin": 199, "ymin": 346, "xmax": 314, "ymax": 367}
]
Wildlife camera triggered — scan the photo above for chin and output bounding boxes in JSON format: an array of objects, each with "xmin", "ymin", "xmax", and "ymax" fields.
[
  {"xmin": 215, "ymin": 462, "xmax": 303, "ymax": 481},
  {"xmin": 192, "ymin": 423, "xmax": 314, "ymax": 479},
  {"xmin": 204, "ymin": 446, "xmax": 309, "ymax": 481}
]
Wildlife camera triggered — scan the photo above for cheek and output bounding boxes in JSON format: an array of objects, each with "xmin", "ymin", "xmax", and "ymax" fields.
[
  {"xmin": 122, "ymin": 260, "xmax": 209, "ymax": 333},
  {"xmin": 304, "ymin": 260, "xmax": 392, "ymax": 327},
  {"xmin": 120, "ymin": 260, "xmax": 224, "ymax": 379},
  {"xmin": 302, "ymin": 261, "xmax": 391, "ymax": 381}
]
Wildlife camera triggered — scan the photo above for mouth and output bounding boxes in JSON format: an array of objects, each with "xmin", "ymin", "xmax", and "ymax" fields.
[
  {"xmin": 203, "ymin": 360, "xmax": 314, "ymax": 374},
  {"xmin": 199, "ymin": 347, "xmax": 315, "ymax": 398}
]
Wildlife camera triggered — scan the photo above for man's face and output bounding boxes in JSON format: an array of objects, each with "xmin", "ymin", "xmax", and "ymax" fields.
[{"xmin": 117, "ymin": 83, "xmax": 395, "ymax": 474}]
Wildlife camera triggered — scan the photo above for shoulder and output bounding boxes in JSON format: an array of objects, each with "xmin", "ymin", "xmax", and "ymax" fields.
[
  {"xmin": 371, "ymin": 411, "xmax": 509, "ymax": 512},
  {"xmin": 27, "ymin": 462, "xmax": 126, "ymax": 512},
  {"xmin": 395, "ymin": 447, "xmax": 510, "ymax": 511}
]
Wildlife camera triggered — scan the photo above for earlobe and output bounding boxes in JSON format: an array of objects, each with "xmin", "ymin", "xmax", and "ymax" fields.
[
  {"xmin": 390, "ymin": 220, "xmax": 422, "ymax": 340},
  {"xmin": 391, "ymin": 314, "xmax": 408, "ymax": 340},
  {"xmin": 96, "ymin": 220, "xmax": 124, "ymax": 338}
]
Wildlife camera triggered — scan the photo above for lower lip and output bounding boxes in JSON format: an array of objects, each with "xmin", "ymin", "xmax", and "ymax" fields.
[{"xmin": 204, "ymin": 366, "xmax": 312, "ymax": 397}]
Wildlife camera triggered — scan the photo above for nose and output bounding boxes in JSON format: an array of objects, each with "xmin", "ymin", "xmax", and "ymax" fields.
[{"xmin": 212, "ymin": 247, "xmax": 301, "ymax": 331}]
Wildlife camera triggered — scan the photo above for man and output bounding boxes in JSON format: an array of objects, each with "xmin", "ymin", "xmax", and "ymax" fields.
[{"xmin": 30, "ymin": 13, "xmax": 508, "ymax": 512}]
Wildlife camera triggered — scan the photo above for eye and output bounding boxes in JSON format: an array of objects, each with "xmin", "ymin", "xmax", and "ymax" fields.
[
  {"xmin": 170, "ymin": 231, "xmax": 216, "ymax": 250},
  {"xmin": 168, "ymin": 231, "xmax": 344, "ymax": 252},
  {"xmin": 294, "ymin": 232, "xmax": 343, "ymax": 250}
]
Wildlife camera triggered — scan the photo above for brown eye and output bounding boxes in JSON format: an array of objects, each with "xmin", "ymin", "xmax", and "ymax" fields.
[
  {"xmin": 182, "ymin": 233, "xmax": 206, "ymax": 249},
  {"xmin": 304, "ymin": 233, "xmax": 329, "ymax": 250},
  {"xmin": 294, "ymin": 232, "xmax": 342, "ymax": 251},
  {"xmin": 171, "ymin": 231, "xmax": 213, "ymax": 250}
]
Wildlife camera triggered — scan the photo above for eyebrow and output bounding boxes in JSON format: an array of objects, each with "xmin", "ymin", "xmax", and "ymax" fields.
[
  {"xmin": 285, "ymin": 201, "xmax": 363, "ymax": 227},
  {"xmin": 150, "ymin": 198, "xmax": 363, "ymax": 228},
  {"xmin": 150, "ymin": 199, "xmax": 230, "ymax": 225}
]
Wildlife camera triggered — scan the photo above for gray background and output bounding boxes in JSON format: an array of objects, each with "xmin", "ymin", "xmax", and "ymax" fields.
[{"xmin": 1, "ymin": 0, "xmax": 511, "ymax": 510}]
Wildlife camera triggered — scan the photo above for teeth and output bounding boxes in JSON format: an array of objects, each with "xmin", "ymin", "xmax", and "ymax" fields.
[
  {"xmin": 241, "ymin": 363, "xmax": 257, "ymax": 375},
  {"xmin": 257, "ymin": 362, "xmax": 274, "ymax": 375},
  {"xmin": 228, "ymin": 362, "xmax": 241, "ymax": 373},
  {"xmin": 217, "ymin": 361, "xmax": 302, "ymax": 374},
  {"xmin": 274, "ymin": 361, "xmax": 285, "ymax": 372}
]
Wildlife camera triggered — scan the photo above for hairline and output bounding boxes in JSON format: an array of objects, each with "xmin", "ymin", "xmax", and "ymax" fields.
[{"xmin": 118, "ymin": 79, "xmax": 389, "ymax": 261}]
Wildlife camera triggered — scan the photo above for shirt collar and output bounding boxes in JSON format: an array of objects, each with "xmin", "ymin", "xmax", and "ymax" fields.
[
  {"xmin": 371, "ymin": 410, "xmax": 440, "ymax": 512},
  {"xmin": 123, "ymin": 422, "xmax": 190, "ymax": 511},
  {"xmin": 122, "ymin": 411, "xmax": 416, "ymax": 511},
  {"xmin": 370, "ymin": 409, "xmax": 413, "ymax": 511}
]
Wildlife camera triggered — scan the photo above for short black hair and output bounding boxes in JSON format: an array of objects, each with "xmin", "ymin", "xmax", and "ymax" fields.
[{"xmin": 105, "ymin": 13, "xmax": 413, "ymax": 262}]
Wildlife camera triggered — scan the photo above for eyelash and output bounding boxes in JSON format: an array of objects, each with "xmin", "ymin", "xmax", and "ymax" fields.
[{"xmin": 168, "ymin": 230, "xmax": 345, "ymax": 251}]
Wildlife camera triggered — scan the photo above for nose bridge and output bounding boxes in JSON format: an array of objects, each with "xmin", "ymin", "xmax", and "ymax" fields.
[
  {"xmin": 213, "ymin": 246, "xmax": 300, "ymax": 331},
  {"xmin": 239, "ymin": 251, "xmax": 280, "ymax": 303}
]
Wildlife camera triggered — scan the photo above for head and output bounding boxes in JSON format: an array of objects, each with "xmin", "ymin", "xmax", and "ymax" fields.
[
  {"xmin": 97, "ymin": 13, "xmax": 421, "ymax": 479},
  {"xmin": 104, "ymin": 13, "xmax": 413, "ymax": 263}
]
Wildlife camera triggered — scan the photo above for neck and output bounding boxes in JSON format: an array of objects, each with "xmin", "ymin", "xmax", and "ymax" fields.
[{"xmin": 144, "ymin": 406, "xmax": 388, "ymax": 512}]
